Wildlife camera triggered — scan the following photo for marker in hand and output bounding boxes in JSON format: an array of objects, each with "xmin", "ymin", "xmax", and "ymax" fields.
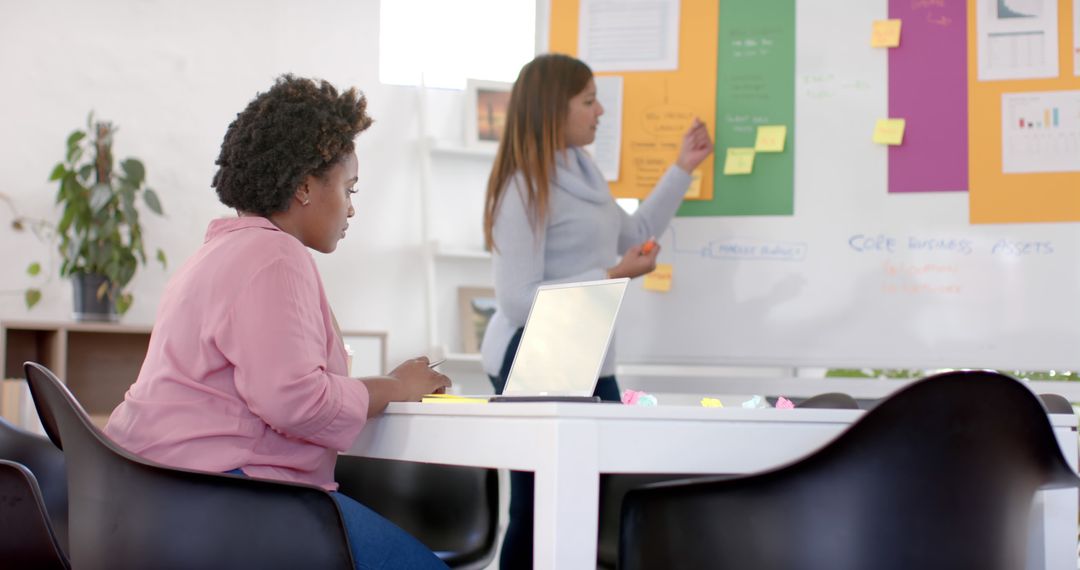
[
  {"xmin": 428, "ymin": 358, "xmax": 446, "ymax": 369},
  {"xmin": 641, "ymin": 238, "xmax": 657, "ymax": 255}
]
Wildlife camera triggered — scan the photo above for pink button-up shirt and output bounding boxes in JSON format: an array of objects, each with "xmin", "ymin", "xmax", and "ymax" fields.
[{"xmin": 105, "ymin": 216, "xmax": 370, "ymax": 491}]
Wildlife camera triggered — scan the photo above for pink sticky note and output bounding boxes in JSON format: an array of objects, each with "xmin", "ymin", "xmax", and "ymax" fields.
[
  {"xmin": 622, "ymin": 389, "xmax": 643, "ymax": 405},
  {"xmin": 776, "ymin": 396, "xmax": 795, "ymax": 409}
]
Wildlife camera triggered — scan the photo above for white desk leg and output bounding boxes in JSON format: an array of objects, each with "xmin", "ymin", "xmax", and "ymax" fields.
[
  {"xmin": 1029, "ymin": 488, "xmax": 1077, "ymax": 570},
  {"xmin": 533, "ymin": 419, "xmax": 600, "ymax": 569},
  {"xmin": 1029, "ymin": 427, "xmax": 1079, "ymax": 570}
]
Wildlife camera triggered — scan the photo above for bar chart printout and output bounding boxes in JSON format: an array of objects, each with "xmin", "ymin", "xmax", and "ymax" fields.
[{"xmin": 1001, "ymin": 90, "xmax": 1080, "ymax": 174}]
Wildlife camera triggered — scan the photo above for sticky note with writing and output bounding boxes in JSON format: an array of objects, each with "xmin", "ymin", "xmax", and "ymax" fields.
[
  {"xmin": 643, "ymin": 263, "xmax": 673, "ymax": 292},
  {"xmin": 873, "ymin": 118, "xmax": 906, "ymax": 145},
  {"xmin": 755, "ymin": 125, "xmax": 787, "ymax": 153},
  {"xmin": 723, "ymin": 148, "xmax": 755, "ymax": 175},
  {"xmin": 871, "ymin": 19, "xmax": 902, "ymax": 48}
]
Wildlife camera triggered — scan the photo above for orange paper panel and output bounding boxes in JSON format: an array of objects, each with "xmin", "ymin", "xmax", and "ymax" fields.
[
  {"xmin": 968, "ymin": 0, "xmax": 1080, "ymax": 223},
  {"xmin": 550, "ymin": 0, "xmax": 719, "ymax": 200}
]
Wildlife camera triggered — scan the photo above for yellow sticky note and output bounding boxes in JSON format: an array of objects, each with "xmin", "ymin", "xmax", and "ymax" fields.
[
  {"xmin": 871, "ymin": 19, "xmax": 902, "ymax": 48},
  {"xmin": 700, "ymin": 397, "xmax": 724, "ymax": 408},
  {"xmin": 723, "ymin": 148, "xmax": 755, "ymax": 175},
  {"xmin": 755, "ymin": 125, "xmax": 787, "ymax": 153},
  {"xmin": 684, "ymin": 170, "xmax": 703, "ymax": 199},
  {"xmin": 643, "ymin": 263, "xmax": 673, "ymax": 293},
  {"xmin": 873, "ymin": 118, "xmax": 906, "ymax": 145}
]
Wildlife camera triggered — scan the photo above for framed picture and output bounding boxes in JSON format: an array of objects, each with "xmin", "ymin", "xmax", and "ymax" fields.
[
  {"xmin": 464, "ymin": 79, "xmax": 512, "ymax": 148},
  {"xmin": 340, "ymin": 330, "xmax": 387, "ymax": 376},
  {"xmin": 458, "ymin": 286, "xmax": 497, "ymax": 353}
]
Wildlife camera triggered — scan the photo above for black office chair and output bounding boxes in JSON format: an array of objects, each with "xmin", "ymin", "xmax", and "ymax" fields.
[
  {"xmin": 796, "ymin": 391, "xmax": 860, "ymax": 409},
  {"xmin": 595, "ymin": 391, "xmax": 862, "ymax": 568},
  {"xmin": 334, "ymin": 455, "xmax": 498, "ymax": 568},
  {"xmin": 0, "ymin": 459, "xmax": 70, "ymax": 569},
  {"xmin": 23, "ymin": 362, "xmax": 354, "ymax": 570},
  {"xmin": 1040, "ymin": 393, "xmax": 1074, "ymax": 414},
  {"xmin": 596, "ymin": 472, "xmax": 698, "ymax": 568},
  {"xmin": 0, "ymin": 414, "xmax": 69, "ymax": 553},
  {"xmin": 619, "ymin": 371, "xmax": 1080, "ymax": 570}
]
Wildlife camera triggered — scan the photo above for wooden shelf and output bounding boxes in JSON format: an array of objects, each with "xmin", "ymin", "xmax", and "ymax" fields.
[
  {"xmin": 433, "ymin": 242, "xmax": 492, "ymax": 260},
  {"xmin": 445, "ymin": 352, "xmax": 482, "ymax": 363},
  {"xmin": 2, "ymin": 320, "xmax": 151, "ymax": 418},
  {"xmin": 428, "ymin": 138, "xmax": 497, "ymax": 159}
]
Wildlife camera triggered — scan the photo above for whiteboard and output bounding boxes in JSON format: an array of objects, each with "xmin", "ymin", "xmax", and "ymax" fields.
[{"xmin": 612, "ymin": 0, "xmax": 1080, "ymax": 371}]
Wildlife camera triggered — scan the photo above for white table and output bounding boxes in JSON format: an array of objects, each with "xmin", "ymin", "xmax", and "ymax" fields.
[{"xmin": 347, "ymin": 403, "xmax": 1078, "ymax": 569}]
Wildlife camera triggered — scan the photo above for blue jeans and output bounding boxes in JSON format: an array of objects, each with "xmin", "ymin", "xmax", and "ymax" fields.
[
  {"xmin": 225, "ymin": 469, "xmax": 447, "ymax": 570},
  {"xmin": 488, "ymin": 328, "xmax": 621, "ymax": 570}
]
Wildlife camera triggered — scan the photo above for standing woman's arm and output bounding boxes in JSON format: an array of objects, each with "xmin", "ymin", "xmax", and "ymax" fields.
[{"xmin": 616, "ymin": 119, "xmax": 714, "ymax": 252}]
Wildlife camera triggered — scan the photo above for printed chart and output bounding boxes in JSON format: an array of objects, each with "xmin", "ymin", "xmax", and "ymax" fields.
[
  {"xmin": 1001, "ymin": 90, "xmax": 1080, "ymax": 173},
  {"xmin": 977, "ymin": 0, "xmax": 1059, "ymax": 80}
]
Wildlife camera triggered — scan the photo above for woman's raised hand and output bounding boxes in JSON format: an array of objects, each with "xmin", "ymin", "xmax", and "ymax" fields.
[{"xmin": 675, "ymin": 118, "xmax": 714, "ymax": 173}]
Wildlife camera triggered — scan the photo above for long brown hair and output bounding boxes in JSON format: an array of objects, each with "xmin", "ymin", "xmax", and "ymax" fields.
[{"xmin": 482, "ymin": 54, "xmax": 593, "ymax": 251}]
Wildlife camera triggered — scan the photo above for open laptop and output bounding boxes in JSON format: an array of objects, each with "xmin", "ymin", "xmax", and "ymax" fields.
[{"xmin": 489, "ymin": 277, "xmax": 630, "ymax": 403}]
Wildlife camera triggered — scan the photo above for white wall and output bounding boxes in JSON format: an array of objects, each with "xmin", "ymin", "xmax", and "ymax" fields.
[{"xmin": 0, "ymin": 0, "xmax": 492, "ymax": 371}]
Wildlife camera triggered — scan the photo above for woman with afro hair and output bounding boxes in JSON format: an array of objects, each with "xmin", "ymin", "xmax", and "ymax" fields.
[{"xmin": 105, "ymin": 75, "xmax": 451, "ymax": 569}]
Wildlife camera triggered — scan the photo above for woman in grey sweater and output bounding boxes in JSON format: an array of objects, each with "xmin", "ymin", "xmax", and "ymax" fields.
[{"xmin": 479, "ymin": 53, "xmax": 713, "ymax": 569}]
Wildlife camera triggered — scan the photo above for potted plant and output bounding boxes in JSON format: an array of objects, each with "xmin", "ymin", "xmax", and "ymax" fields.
[{"xmin": 34, "ymin": 114, "xmax": 167, "ymax": 320}]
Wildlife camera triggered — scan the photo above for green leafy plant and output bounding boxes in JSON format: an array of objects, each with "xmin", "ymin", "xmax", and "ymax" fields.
[
  {"xmin": 26, "ymin": 114, "xmax": 167, "ymax": 314},
  {"xmin": 1, "ymin": 192, "xmax": 52, "ymax": 308}
]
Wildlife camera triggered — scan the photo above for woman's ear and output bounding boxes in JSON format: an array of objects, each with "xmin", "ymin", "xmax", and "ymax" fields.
[{"xmin": 294, "ymin": 183, "xmax": 311, "ymax": 206}]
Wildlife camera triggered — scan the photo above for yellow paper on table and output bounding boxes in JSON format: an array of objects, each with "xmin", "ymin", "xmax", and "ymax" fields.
[
  {"xmin": 871, "ymin": 19, "xmax": 902, "ymax": 48},
  {"xmin": 684, "ymin": 170, "xmax": 703, "ymax": 199},
  {"xmin": 421, "ymin": 394, "xmax": 489, "ymax": 404},
  {"xmin": 723, "ymin": 148, "xmax": 755, "ymax": 175},
  {"xmin": 754, "ymin": 125, "xmax": 787, "ymax": 153},
  {"xmin": 643, "ymin": 264, "xmax": 673, "ymax": 292},
  {"xmin": 873, "ymin": 119, "xmax": 906, "ymax": 145}
]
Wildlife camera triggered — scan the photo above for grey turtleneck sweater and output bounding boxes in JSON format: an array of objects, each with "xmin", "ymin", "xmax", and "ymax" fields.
[{"xmin": 480, "ymin": 146, "xmax": 692, "ymax": 377}]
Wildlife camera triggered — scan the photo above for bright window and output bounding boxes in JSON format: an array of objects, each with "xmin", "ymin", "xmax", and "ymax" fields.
[{"xmin": 379, "ymin": 0, "xmax": 537, "ymax": 89}]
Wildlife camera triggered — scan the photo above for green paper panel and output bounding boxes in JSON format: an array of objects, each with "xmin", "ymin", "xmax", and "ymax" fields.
[{"xmin": 679, "ymin": 0, "xmax": 795, "ymax": 217}]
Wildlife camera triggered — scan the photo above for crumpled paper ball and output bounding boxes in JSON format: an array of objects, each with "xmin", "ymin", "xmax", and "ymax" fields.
[
  {"xmin": 622, "ymin": 389, "xmax": 658, "ymax": 406},
  {"xmin": 742, "ymin": 395, "xmax": 768, "ymax": 409}
]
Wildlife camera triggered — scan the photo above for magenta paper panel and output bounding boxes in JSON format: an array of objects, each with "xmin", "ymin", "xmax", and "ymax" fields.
[{"xmin": 888, "ymin": 0, "xmax": 968, "ymax": 193}]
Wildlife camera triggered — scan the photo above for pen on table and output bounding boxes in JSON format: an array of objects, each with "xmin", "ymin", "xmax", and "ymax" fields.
[{"xmin": 428, "ymin": 358, "xmax": 446, "ymax": 369}]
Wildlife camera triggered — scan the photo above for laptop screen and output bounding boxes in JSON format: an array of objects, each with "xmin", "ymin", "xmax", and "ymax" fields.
[{"xmin": 503, "ymin": 278, "xmax": 629, "ymax": 396}]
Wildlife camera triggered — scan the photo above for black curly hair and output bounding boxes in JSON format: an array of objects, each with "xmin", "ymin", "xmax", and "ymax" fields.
[{"xmin": 212, "ymin": 74, "xmax": 373, "ymax": 215}]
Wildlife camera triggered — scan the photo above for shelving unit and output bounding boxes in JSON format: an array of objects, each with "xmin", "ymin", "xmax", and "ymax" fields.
[
  {"xmin": 429, "ymin": 137, "xmax": 499, "ymax": 159},
  {"xmin": 434, "ymin": 242, "xmax": 492, "ymax": 261},
  {"xmin": 415, "ymin": 88, "xmax": 496, "ymax": 368},
  {"xmin": 2, "ymin": 320, "xmax": 151, "ymax": 426}
]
